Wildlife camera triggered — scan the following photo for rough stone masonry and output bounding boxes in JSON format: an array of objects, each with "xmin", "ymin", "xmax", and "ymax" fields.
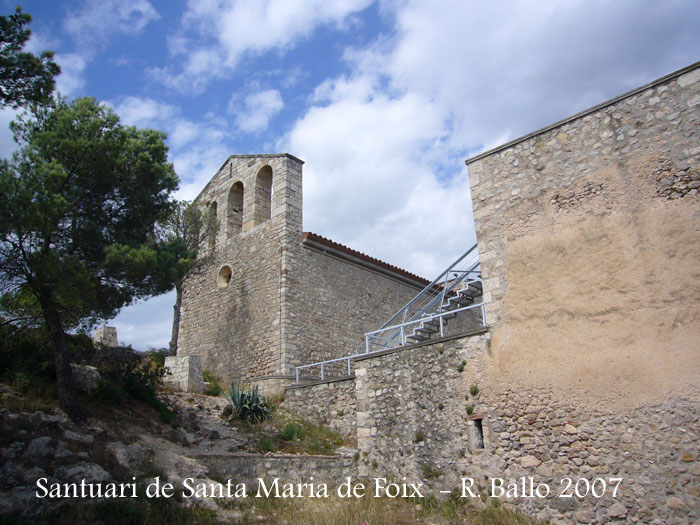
[{"xmin": 283, "ymin": 62, "xmax": 700, "ymax": 524}]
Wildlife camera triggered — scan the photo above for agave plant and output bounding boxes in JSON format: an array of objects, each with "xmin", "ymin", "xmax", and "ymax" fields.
[{"xmin": 223, "ymin": 382, "xmax": 271, "ymax": 424}]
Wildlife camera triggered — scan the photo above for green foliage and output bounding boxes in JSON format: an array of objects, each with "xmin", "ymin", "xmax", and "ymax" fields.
[
  {"xmin": 92, "ymin": 353, "xmax": 174, "ymax": 424},
  {"xmin": 420, "ymin": 462, "xmax": 443, "ymax": 479},
  {"xmin": 250, "ymin": 415, "xmax": 343, "ymax": 455},
  {"xmin": 0, "ymin": 96, "xmax": 179, "ymax": 331},
  {"xmin": 414, "ymin": 430, "xmax": 425, "ymax": 443},
  {"xmin": 223, "ymin": 382, "xmax": 271, "ymax": 425},
  {"xmin": 202, "ymin": 369, "xmax": 222, "ymax": 396},
  {"xmin": 281, "ymin": 421, "xmax": 306, "ymax": 441},
  {"xmin": 466, "ymin": 404, "xmax": 475, "ymax": 415},
  {"xmin": 0, "ymin": 324, "xmax": 54, "ymax": 379},
  {"xmin": 470, "ymin": 385, "xmax": 479, "ymax": 396},
  {"xmin": 457, "ymin": 360, "xmax": 466, "ymax": 372},
  {"xmin": 258, "ymin": 437, "xmax": 275, "ymax": 452},
  {"xmin": 0, "ymin": 7, "xmax": 60, "ymax": 109},
  {"xmin": 0, "ymin": 96, "xmax": 179, "ymax": 420}
]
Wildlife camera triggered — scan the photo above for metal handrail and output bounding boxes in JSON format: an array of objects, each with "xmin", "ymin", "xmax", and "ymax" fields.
[
  {"xmin": 367, "ymin": 252, "xmax": 481, "ymax": 351},
  {"xmin": 376, "ymin": 244, "xmax": 479, "ymax": 331},
  {"xmin": 295, "ymin": 301, "xmax": 487, "ymax": 383}
]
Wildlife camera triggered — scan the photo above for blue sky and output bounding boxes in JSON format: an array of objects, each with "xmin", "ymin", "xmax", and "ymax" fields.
[{"xmin": 2, "ymin": 0, "xmax": 699, "ymax": 349}]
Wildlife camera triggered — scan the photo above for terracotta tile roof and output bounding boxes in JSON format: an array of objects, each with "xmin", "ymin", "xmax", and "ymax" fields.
[{"xmin": 302, "ymin": 232, "xmax": 430, "ymax": 286}]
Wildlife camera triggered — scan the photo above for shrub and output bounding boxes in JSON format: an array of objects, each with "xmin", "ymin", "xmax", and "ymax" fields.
[
  {"xmin": 223, "ymin": 382, "xmax": 271, "ymax": 424},
  {"xmin": 92, "ymin": 355, "xmax": 174, "ymax": 424},
  {"xmin": 470, "ymin": 385, "xmax": 479, "ymax": 396},
  {"xmin": 466, "ymin": 404, "xmax": 475, "ymax": 415},
  {"xmin": 259, "ymin": 437, "xmax": 275, "ymax": 452},
  {"xmin": 420, "ymin": 462, "xmax": 443, "ymax": 479},
  {"xmin": 202, "ymin": 370, "xmax": 223, "ymax": 396},
  {"xmin": 281, "ymin": 422, "xmax": 306, "ymax": 441},
  {"xmin": 457, "ymin": 360, "xmax": 466, "ymax": 373},
  {"xmin": 415, "ymin": 430, "xmax": 426, "ymax": 443}
]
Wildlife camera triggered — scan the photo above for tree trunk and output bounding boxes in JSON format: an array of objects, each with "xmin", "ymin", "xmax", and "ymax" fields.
[
  {"xmin": 168, "ymin": 279, "xmax": 182, "ymax": 356},
  {"xmin": 38, "ymin": 289, "xmax": 84, "ymax": 423}
]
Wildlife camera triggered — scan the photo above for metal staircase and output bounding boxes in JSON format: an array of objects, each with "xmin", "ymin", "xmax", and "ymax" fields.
[
  {"xmin": 363, "ymin": 243, "xmax": 483, "ymax": 351},
  {"xmin": 295, "ymin": 244, "xmax": 485, "ymax": 383}
]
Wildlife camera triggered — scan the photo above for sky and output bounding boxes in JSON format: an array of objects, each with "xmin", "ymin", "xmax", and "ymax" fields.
[{"xmin": 2, "ymin": 0, "xmax": 699, "ymax": 349}]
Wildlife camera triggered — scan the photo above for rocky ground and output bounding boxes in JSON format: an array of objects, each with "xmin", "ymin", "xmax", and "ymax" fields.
[{"xmin": 0, "ymin": 390, "xmax": 301, "ymax": 521}]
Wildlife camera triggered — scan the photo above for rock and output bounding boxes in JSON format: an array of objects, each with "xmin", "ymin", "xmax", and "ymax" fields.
[
  {"xmin": 689, "ymin": 464, "xmax": 700, "ymax": 476},
  {"xmin": 55, "ymin": 462, "xmax": 111, "ymax": 484},
  {"xmin": 666, "ymin": 496, "xmax": 684, "ymax": 510},
  {"xmin": 608, "ymin": 502, "xmax": 627, "ymax": 518},
  {"xmin": 575, "ymin": 509, "xmax": 592, "ymax": 523},
  {"xmin": 520, "ymin": 455, "xmax": 541, "ymax": 468},
  {"xmin": 105, "ymin": 441, "xmax": 147, "ymax": 476},
  {"xmin": 680, "ymin": 453, "xmax": 694, "ymax": 462},
  {"xmin": 20, "ymin": 466, "xmax": 46, "ymax": 484},
  {"xmin": 29, "ymin": 411, "xmax": 61, "ymax": 429},
  {"xmin": 0, "ymin": 461, "xmax": 22, "ymax": 487},
  {"xmin": 63, "ymin": 429, "xmax": 94, "ymax": 445},
  {"xmin": 564, "ymin": 424, "xmax": 578, "ymax": 434},
  {"xmin": 23, "ymin": 437, "xmax": 54, "ymax": 461},
  {"xmin": 0, "ymin": 487, "xmax": 39, "ymax": 517},
  {"xmin": 55, "ymin": 440, "xmax": 72, "ymax": 460},
  {"xmin": 70, "ymin": 364, "xmax": 101, "ymax": 393},
  {"xmin": 1, "ymin": 442, "xmax": 24, "ymax": 459}
]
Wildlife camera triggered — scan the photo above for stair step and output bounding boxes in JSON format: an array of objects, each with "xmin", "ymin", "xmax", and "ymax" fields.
[{"xmin": 407, "ymin": 333, "xmax": 430, "ymax": 342}]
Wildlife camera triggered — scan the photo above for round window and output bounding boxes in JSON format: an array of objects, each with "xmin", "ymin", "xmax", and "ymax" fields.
[{"xmin": 217, "ymin": 265, "xmax": 232, "ymax": 287}]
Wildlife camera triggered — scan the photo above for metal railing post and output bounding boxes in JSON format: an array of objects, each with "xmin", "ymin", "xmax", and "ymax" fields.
[
  {"xmin": 347, "ymin": 358, "xmax": 351, "ymax": 376},
  {"xmin": 439, "ymin": 316, "xmax": 444, "ymax": 337},
  {"xmin": 365, "ymin": 335, "xmax": 370, "ymax": 353},
  {"xmin": 295, "ymin": 368, "xmax": 299, "ymax": 384},
  {"xmin": 481, "ymin": 302, "xmax": 487, "ymax": 326},
  {"xmin": 320, "ymin": 363, "xmax": 324, "ymax": 381}
]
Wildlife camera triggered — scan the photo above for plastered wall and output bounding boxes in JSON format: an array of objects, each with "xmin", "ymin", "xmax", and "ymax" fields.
[{"xmin": 467, "ymin": 63, "xmax": 700, "ymax": 410}]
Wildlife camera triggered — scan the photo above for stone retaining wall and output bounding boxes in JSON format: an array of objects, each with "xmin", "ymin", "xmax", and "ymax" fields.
[
  {"xmin": 350, "ymin": 332, "xmax": 700, "ymax": 523},
  {"xmin": 282, "ymin": 377, "xmax": 357, "ymax": 439}
]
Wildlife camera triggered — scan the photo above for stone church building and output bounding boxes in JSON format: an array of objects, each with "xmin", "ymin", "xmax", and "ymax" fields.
[{"xmin": 175, "ymin": 153, "xmax": 433, "ymax": 392}]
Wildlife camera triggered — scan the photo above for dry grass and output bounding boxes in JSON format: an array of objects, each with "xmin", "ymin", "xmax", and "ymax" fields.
[{"xmin": 222, "ymin": 492, "xmax": 545, "ymax": 525}]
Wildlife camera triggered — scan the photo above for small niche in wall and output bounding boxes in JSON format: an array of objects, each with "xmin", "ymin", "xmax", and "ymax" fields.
[
  {"xmin": 471, "ymin": 415, "xmax": 485, "ymax": 449},
  {"xmin": 217, "ymin": 265, "xmax": 232, "ymax": 288}
]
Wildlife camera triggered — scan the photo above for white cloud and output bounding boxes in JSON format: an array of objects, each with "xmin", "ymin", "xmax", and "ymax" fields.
[
  {"xmin": 64, "ymin": 0, "xmax": 160, "ymax": 54},
  {"xmin": 280, "ymin": 0, "xmax": 700, "ymax": 279},
  {"xmin": 109, "ymin": 96, "xmax": 231, "ymax": 201},
  {"xmin": 111, "ymin": 291, "xmax": 175, "ymax": 350},
  {"xmin": 153, "ymin": 0, "xmax": 373, "ymax": 93},
  {"xmin": 54, "ymin": 53, "xmax": 88, "ymax": 97},
  {"xmin": 0, "ymin": 107, "xmax": 20, "ymax": 159},
  {"xmin": 233, "ymin": 89, "xmax": 284, "ymax": 133},
  {"xmin": 111, "ymin": 96, "xmax": 178, "ymax": 128}
]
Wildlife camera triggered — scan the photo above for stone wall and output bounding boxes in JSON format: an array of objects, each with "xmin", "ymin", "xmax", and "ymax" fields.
[
  {"xmin": 164, "ymin": 355, "xmax": 203, "ymax": 394},
  {"xmin": 353, "ymin": 331, "xmax": 488, "ymax": 486},
  {"xmin": 284, "ymin": 242, "xmax": 427, "ymax": 371},
  {"xmin": 178, "ymin": 154, "xmax": 303, "ymax": 384},
  {"xmin": 466, "ymin": 63, "xmax": 700, "ymax": 409},
  {"xmin": 92, "ymin": 326, "xmax": 118, "ymax": 347},
  {"xmin": 349, "ymin": 332, "xmax": 700, "ymax": 523},
  {"xmin": 282, "ymin": 377, "xmax": 357, "ymax": 439}
]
